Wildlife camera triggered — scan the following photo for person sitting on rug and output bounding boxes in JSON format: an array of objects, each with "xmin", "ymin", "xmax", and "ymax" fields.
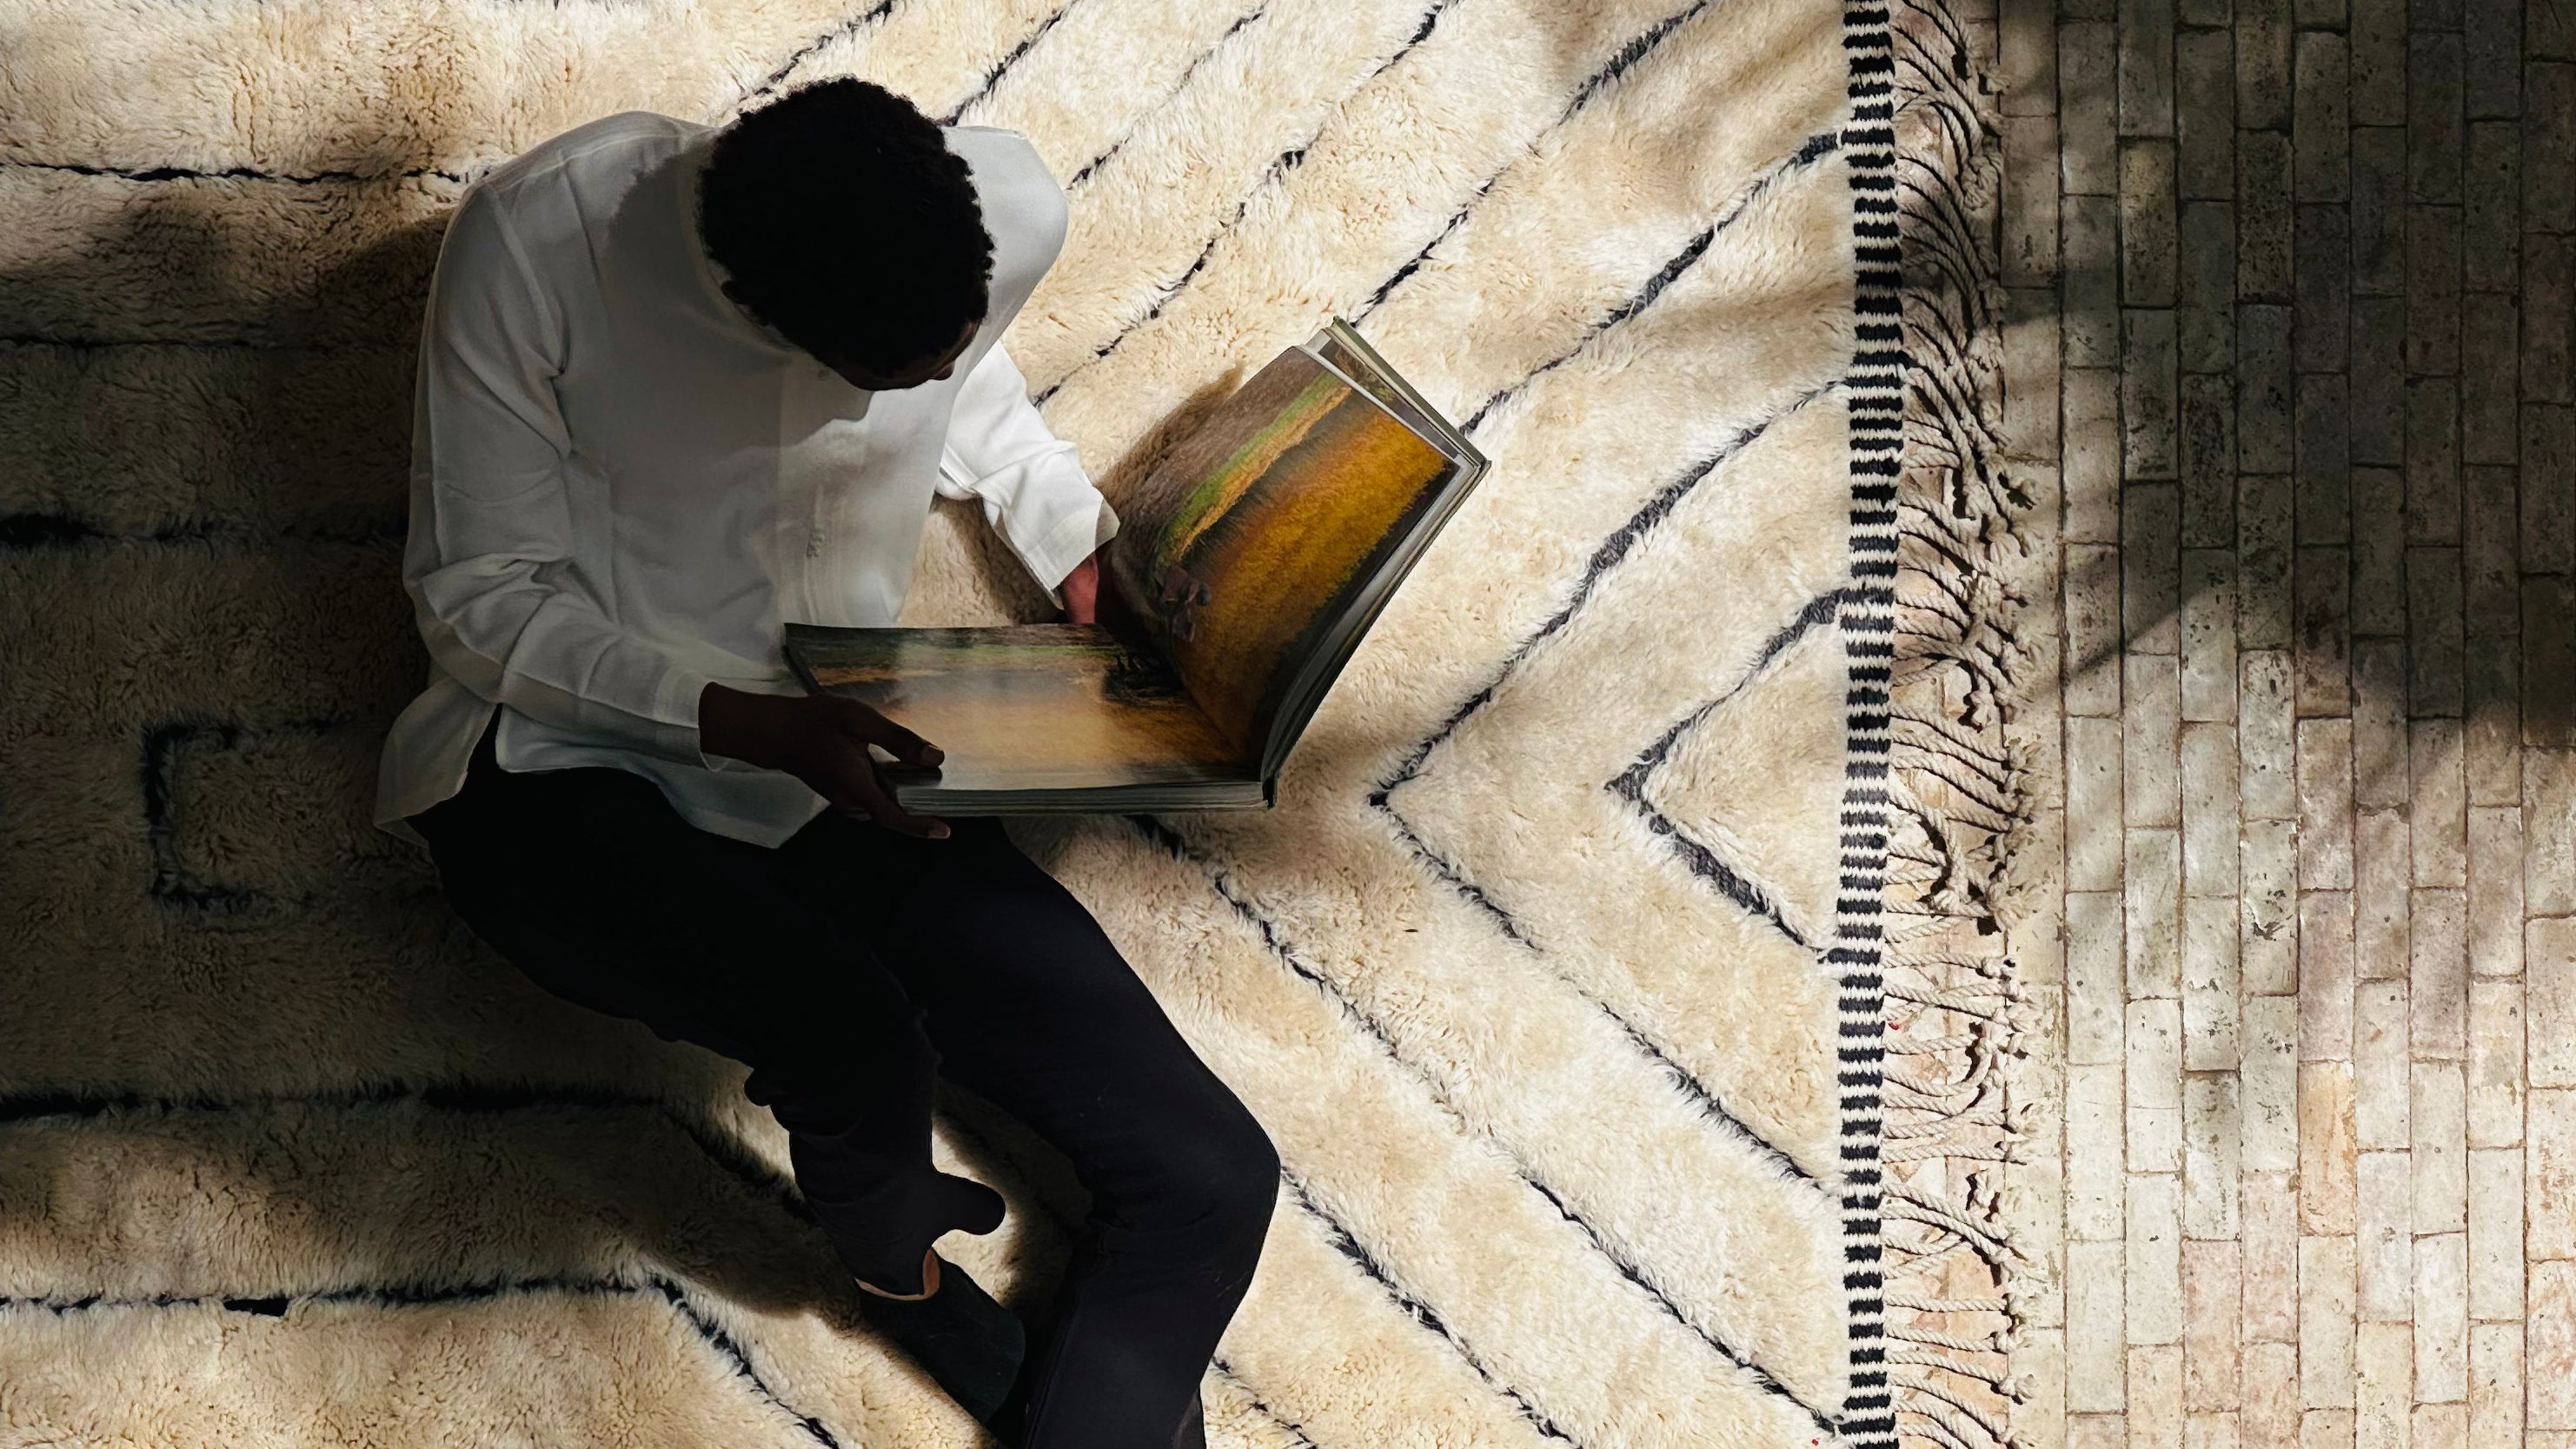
[{"xmin": 371, "ymin": 76, "xmax": 1280, "ymax": 1449}]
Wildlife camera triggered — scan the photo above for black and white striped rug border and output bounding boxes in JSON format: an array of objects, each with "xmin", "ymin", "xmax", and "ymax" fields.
[{"xmin": 1835, "ymin": 0, "xmax": 1901, "ymax": 1443}]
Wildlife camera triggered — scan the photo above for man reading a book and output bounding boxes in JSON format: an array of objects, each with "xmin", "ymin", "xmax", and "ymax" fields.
[{"xmin": 372, "ymin": 78, "xmax": 1278, "ymax": 1449}]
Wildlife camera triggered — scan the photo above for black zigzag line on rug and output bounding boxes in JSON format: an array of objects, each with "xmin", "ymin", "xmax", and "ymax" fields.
[
  {"xmin": 736, "ymin": 1, "xmax": 903, "ymax": 108},
  {"xmin": 1550, "ymin": 0, "xmax": 1716, "ymax": 125},
  {"xmin": 745, "ymin": 0, "xmax": 1445, "ymax": 217},
  {"xmin": 1066, "ymin": 3, "xmax": 1273, "ymax": 189},
  {"xmin": 1229, "ymin": 0, "xmax": 1735, "ymax": 336},
  {"xmin": 1205, "ymin": 1357, "xmax": 1330, "ymax": 1449},
  {"xmin": 0, "ymin": 339, "xmax": 407, "ymax": 359},
  {"xmin": 1272, "ymin": 1173, "xmax": 1582, "ymax": 1446},
  {"xmin": 742, "ymin": 0, "xmax": 1165, "ymax": 118},
  {"xmin": 1116, "ymin": 812, "xmax": 1838, "ymax": 1438},
  {"xmin": 1329, "ymin": 129, "xmax": 1839, "ymax": 960},
  {"xmin": 1026, "ymin": 0, "xmax": 1783, "ymax": 413},
  {"xmin": 0, "ymin": 328, "xmax": 390, "ymax": 349},
  {"xmin": 934, "ymin": 0, "xmax": 1084, "ymax": 126},
  {"xmin": 1832, "ymin": 0, "xmax": 1898, "ymax": 1444},
  {"xmin": 651, "ymin": 1275, "xmax": 845, "ymax": 1449},
  {"xmin": 1, "ymin": 1269, "xmax": 840, "ymax": 1449},
  {"xmin": 1, "ymin": 1080, "xmax": 812, "ymax": 1216},
  {"xmin": 1380, "ymin": 128, "xmax": 1842, "ymax": 439},
  {"xmin": 0, "ymin": 1270, "xmax": 616, "ymax": 1319},
  {"xmin": 1513, "ymin": 1173, "xmax": 1838, "ymax": 1438},
  {"xmin": 1365, "ymin": 384, "xmax": 1841, "ymax": 1016},
  {"xmin": 945, "ymin": 1077, "xmax": 1547, "ymax": 1448},
  {"xmin": 1606, "ymin": 586, "xmax": 1864, "ymax": 951},
  {"xmin": 0, "ymin": 1083, "xmax": 1335, "ymax": 1448},
  {"xmin": 1026, "ymin": 0, "xmax": 1473, "ymax": 411},
  {"xmin": 0, "ymin": 158, "xmax": 479, "ymax": 185}
]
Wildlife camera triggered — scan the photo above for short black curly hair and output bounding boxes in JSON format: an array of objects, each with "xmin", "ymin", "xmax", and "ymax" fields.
[{"xmin": 697, "ymin": 78, "xmax": 995, "ymax": 376}]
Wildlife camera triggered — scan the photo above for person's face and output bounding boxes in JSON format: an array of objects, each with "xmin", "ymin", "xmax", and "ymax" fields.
[{"xmin": 718, "ymin": 279, "xmax": 979, "ymax": 391}]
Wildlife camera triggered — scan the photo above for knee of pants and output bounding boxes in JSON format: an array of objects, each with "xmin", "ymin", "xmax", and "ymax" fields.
[
  {"xmin": 1124, "ymin": 1105, "xmax": 1282, "ymax": 1250},
  {"xmin": 755, "ymin": 1010, "xmax": 936, "ymax": 1127}
]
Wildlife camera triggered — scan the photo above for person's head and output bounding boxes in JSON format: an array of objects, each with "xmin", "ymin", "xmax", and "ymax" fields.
[{"xmin": 696, "ymin": 77, "xmax": 993, "ymax": 390}]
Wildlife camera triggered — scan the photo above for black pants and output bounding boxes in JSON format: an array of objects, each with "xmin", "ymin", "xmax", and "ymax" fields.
[{"xmin": 408, "ymin": 711, "xmax": 1278, "ymax": 1447}]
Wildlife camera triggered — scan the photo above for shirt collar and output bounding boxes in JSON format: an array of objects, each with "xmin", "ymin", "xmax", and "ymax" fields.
[{"xmin": 674, "ymin": 128, "xmax": 813, "ymax": 361}]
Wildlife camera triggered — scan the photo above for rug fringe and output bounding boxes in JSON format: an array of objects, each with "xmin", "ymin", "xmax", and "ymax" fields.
[{"xmin": 1877, "ymin": 0, "xmax": 2032, "ymax": 1446}]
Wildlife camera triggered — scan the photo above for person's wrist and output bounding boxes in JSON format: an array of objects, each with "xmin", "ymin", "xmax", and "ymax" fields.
[{"xmin": 698, "ymin": 681, "xmax": 760, "ymax": 764}]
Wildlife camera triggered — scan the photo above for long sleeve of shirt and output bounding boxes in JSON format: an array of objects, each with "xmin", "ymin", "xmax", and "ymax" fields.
[
  {"xmin": 933, "ymin": 339, "xmax": 1119, "ymax": 608},
  {"xmin": 402, "ymin": 183, "xmax": 718, "ymax": 768}
]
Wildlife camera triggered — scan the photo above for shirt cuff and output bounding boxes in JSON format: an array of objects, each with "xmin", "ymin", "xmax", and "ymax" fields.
[
  {"xmin": 653, "ymin": 660, "xmax": 723, "ymax": 770},
  {"xmin": 1036, "ymin": 495, "xmax": 1122, "ymax": 611}
]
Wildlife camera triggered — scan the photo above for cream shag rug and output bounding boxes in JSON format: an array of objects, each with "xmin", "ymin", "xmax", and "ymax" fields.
[{"xmin": 0, "ymin": 3, "xmax": 2024, "ymax": 1446}]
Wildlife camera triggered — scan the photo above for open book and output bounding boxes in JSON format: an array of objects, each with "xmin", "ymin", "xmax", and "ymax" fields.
[{"xmin": 780, "ymin": 317, "xmax": 1490, "ymax": 813}]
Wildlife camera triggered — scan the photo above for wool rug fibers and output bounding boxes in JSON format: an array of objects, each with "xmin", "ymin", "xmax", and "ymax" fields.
[{"xmin": 0, "ymin": 2, "xmax": 2024, "ymax": 1446}]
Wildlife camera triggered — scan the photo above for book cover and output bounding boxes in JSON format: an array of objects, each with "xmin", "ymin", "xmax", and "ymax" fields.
[{"xmin": 1103, "ymin": 341, "xmax": 1458, "ymax": 764}]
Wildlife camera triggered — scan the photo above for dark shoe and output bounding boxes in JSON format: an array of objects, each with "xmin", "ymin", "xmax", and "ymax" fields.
[
  {"xmin": 986, "ymin": 1310, "xmax": 1046, "ymax": 1446},
  {"xmin": 820, "ymin": 1171, "xmax": 1007, "ymax": 1297},
  {"xmin": 855, "ymin": 1253, "xmax": 1027, "ymax": 1432},
  {"xmin": 1170, "ymin": 1388, "xmax": 1206, "ymax": 1449}
]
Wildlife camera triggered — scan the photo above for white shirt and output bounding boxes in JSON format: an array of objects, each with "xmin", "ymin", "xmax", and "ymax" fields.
[{"xmin": 371, "ymin": 110, "xmax": 1119, "ymax": 850}]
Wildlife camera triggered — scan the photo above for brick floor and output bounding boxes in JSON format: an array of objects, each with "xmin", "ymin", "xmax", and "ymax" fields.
[{"xmin": 1985, "ymin": 0, "xmax": 2575, "ymax": 1439}]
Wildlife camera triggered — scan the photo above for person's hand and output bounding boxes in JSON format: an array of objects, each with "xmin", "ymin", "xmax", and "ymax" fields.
[
  {"xmin": 1058, "ymin": 548, "xmax": 1141, "ymax": 634},
  {"xmin": 1057, "ymin": 550, "xmax": 1101, "ymax": 625},
  {"xmin": 697, "ymin": 682, "xmax": 952, "ymax": 839}
]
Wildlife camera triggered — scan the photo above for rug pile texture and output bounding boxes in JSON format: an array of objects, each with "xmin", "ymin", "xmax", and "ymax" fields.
[{"xmin": 0, "ymin": 2, "xmax": 2022, "ymax": 1445}]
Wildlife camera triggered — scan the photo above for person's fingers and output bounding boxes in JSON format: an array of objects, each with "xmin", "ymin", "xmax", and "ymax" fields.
[
  {"xmin": 818, "ymin": 695, "xmax": 944, "ymax": 768},
  {"xmin": 817, "ymin": 735, "xmax": 950, "ymax": 840},
  {"xmin": 800, "ymin": 734, "xmax": 885, "ymax": 816}
]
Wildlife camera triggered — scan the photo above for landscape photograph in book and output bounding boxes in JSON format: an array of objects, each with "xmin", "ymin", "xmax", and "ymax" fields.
[
  {"xmin": 1112, "ymin": 349, "xmax": 1457, "ymax": 755},
  {"xmin": 788, "ymin": 623, "xmax": 1251, "ymax": 792}
]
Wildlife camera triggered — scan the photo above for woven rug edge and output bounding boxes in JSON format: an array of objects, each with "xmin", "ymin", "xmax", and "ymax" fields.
[{"xmin": 1845, "ymin": 3, "xmax": 2033, "ymax": 1447}]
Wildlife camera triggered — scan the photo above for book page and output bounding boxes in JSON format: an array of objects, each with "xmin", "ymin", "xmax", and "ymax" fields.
[
  {"xmin": 1105, "ymin": 345, "xmax": 1457, "ymax": 759},
  {"xmin": 1311, "ymin": 327, "xmax": 1450, "ymax": 455},
  {"xmin": 785, "ymin": 622, "xmax": 1252, "ymax": 793}
]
